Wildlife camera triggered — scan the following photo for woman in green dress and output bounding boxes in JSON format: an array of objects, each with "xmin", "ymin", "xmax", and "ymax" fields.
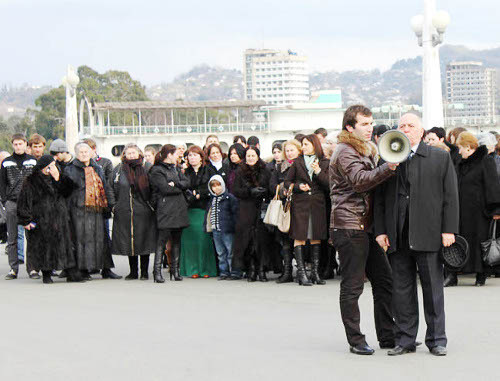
[{"xmin": 180, "ymin": 145, "xmax": 217, "ymax": 278}]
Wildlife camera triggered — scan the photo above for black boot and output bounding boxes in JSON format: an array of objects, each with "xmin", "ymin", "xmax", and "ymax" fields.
[
  {"xmin": 126, "ymin": 256, "xmax": 139, "ymax": 280},
  {"xmin": 475, "ymin": 272, "xmax": 486, "ymax": 286},
  {"xmin": 66, "ymin": 268, "xmax": 85, "ymax": 283},
  {"xmin": 247, "ymin": 258, "xmax": 257, "ymax": 282},
  {"xmin": 276, "ymin": 247, "xmax": 293, "ymax": 284},
  {"xmin": 140, "ymin": 255, "xmax": 150, "ymax": 280},
  {"xmin": 258, "ymin": 261, "xmax": 268, "ymax": 282},
  {"xmin": 443, "ymin": 272, "xmax": 457, "ymax": 287},
  {"xmin": 153, "ymin": 244, "xmax": 165, "ymax": 283},
  {"xmin": 310, "ymin": 245, "xmax": 326, "ymax": 285},
  {"xmin": 170, "ymin": 244, "xmax": 183, "ymax": 281},
  {"xmin": 42, "ymin": 270, "xmax": 53, "ymax": 284},
  {"xmin": 294, "ymin": 245, "xmax": 312, "ymax": 286},
  {"xmin": 102, "ymin": 268, "xmax": 122, "ymax": 279}
]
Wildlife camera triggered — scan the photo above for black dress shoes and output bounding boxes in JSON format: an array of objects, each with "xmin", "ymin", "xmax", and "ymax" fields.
[
  {"xmin": 429, "ymin": 346, "xmax": 447, "ymax": 356},
  {"xmin": 387, "ymin": 345, "xmax": 416, "ymax": 356},
  {"xmin": 349, "ymin": 344, "xmax": 375, "ymax": 355}
]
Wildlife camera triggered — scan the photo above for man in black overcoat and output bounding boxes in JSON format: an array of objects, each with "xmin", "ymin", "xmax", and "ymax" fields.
[{"xmin": 374, "ymin": 113, "xmax": 459, "ymax": 357}]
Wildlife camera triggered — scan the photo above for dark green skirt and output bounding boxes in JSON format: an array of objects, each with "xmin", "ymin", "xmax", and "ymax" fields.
[{"xmin": 180, "ymin": 208, "xmax": 217, "ymax": 277}]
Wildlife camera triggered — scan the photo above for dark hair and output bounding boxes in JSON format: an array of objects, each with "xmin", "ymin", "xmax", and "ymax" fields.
[
  {"xmin": 314, "ymin": 127, "xmax": 328, "ymax": 137},
  {"xmin": 428, "ymin": 127, "xmax": 446, "ymax": 140},
  {"xmin": 11, "ymin": 133, "xmax": 27, "ymax": 143},
  {"xmin": 28, "ymin": 133, "xmax": 46, "ymax": 147},
  {"xmin": 247, "ymin": 136, "xmax": 259, "ymax": 146},
  {"xmin": 373, "ymin": 124, "xmax": 389, "ymax": 138},
  {"xmin": 154, "ymin": 144, "xmax": 177, "ymax": 165},
  {"xmin": 186, "ymin": 145, "xmax": 205, "ymax": 168},
  {"xmin": 294, "ymin": 133, "xmax": 306, "ymax": 142},
  {"xmin": 342, "ymin": 105, "xmax": 372, "ymax": 131},
  {"xmin": 233, "ymin": 135, "xmax": 246, "ymax": 145},
  {"xmin": 272, "ymin": 143, "xmax": 282, "ymax": 152},
  {"xmin": 245, "ymin": 145, "xmax": 261, "ymax": 159},
  {"xmin": 228, "ymin": 143, "xmax": 245, "ymax": 162},
  {"xmin": 206, "ymin": 143, "xmax": 223, "ymax": 163},
  {"xmin": 447, "ymin": 127, "xmax": 467, "ymax": 144},
  {"xmin": 302, "ymin": 134, "xmax": 324, "ymax": 159}
]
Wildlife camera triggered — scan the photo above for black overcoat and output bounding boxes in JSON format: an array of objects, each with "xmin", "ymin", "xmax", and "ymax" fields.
[
  {"xmin": 284, "ymin": 156, "xmax": 330, "ymax": 240},
  {"xmin": 64, "ymin": 159, "xmax": 114, "ymax": 271},
  {"xmin": 17, "ymin": 171, "xmax": 76, "ymax": 271},
  {"xmin": 149, "ymin": 162, "xmax": 190, "ymax": 230},
  {"xmin": 110, "ymin": 163, "xmax": 157, "ymax": 256},
  {"xmin": 231, "ymin": 162, "xmax": 275, "ymax": 270},
  {"xmin": 184, "ymin": 165, "xmax": 211, "ymax": 210},
  {"xmin": 374, "ymin": 142, "xmax": 459, "ymax": 253},
  {"xmin": 457, "ymin": 146, "xmax": 500, "ymax": 273}
]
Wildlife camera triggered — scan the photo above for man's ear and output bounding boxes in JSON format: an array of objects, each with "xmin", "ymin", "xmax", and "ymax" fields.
[{"xmin": 346, "ymin": 125, "xmax": 354, "ymax": 133}]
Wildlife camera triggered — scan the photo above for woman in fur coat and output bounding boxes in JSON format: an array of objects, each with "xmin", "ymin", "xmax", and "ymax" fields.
[{"xmin": 17, "ymin": 155, "xmax": 82, "ymax": 284}]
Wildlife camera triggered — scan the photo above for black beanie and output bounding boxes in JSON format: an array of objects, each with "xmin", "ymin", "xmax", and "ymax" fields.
[{"xmin": 35, "ymin": 154, "xmax": 55, "ymax": 170}]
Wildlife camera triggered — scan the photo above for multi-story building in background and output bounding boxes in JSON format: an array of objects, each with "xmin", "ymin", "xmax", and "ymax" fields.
[
  {"xmin": 243, "ymin": 49, "xmax": 309, "ymax": 105},
  {"xmin": 446, "ymin": 61, "xmax": 497, "ymax": 122}
]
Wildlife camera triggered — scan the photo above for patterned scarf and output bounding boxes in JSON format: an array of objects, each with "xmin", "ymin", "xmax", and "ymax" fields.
[{"xmin": 84, "ymin": 166, "xmax": 108, "ymax": 211}]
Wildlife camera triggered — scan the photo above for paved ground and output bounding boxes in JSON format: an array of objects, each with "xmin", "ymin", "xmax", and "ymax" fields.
[{"xmin": 0, "ymin": 254, "xmax": 498, "ymax": 381}]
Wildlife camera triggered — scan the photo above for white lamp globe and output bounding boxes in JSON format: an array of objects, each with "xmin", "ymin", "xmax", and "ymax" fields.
[
  {"xmin": 67, "ymin": 71, "xmax": 80, "ymax": 87},
  {"xmin": 410, "ymin": 14, "xmax": 424, "ymax": 36},
  {"xmin": 432, "ymin": 10, "xmax": 451, "ymax": 33}
]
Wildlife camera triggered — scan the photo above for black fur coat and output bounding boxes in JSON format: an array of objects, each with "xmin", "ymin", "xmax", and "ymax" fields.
[{"xmin": 17, "ymin": 171, "xmax": 76, "ymax": 271}]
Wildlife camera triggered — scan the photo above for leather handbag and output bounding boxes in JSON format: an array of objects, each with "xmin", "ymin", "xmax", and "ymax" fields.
[
  {"xmin": 481, "ymin": 220, "xmax": 500, "ymax": 267},
  {"xmin": 263, "ymin": 185, "xmax": 283, "ymax": 227},
  {"xmin": 278, "ymin": 184, "xmax": 294, "ymax": 233}
]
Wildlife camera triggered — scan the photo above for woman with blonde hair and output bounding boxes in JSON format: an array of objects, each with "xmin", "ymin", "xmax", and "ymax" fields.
[{"xmin": 444, "ymin": 132, "xmax": 500, "ymax": 287}]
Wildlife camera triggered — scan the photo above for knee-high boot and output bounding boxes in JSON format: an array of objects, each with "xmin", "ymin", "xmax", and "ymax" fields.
[
  {"xmin": 170, "ymin": 244, "xmax": 183, "ymax": 281},
  {"xmin": 153, "ymin": 244, "xmax": 165, "ymax": 283},
  {"xmin": 140, "ymin": 255, "xmax": 150, "ymax": 280},
  {"xmin": 310, "ymin": 244, "xmax": 326, "ymax": 285},
  {"xmin": 126, "ymin": 256, "xmax": 139, "ymax": 280},
  {"xmin": 276, "ymin": 247, "xmax": 293, "ymax": 284},
  {"xmin": 294, "ymin": 245, "xmax": 312, "ymax": 286}
]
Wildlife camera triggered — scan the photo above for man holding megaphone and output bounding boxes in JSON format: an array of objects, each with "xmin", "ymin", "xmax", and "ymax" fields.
[
  {"xmin": 329, "ymin": 105, "xmax": 398, "ymax": 355},
  {"xmin": 374, "ymin": 113, "xmax": 459, "ymax": 357}
]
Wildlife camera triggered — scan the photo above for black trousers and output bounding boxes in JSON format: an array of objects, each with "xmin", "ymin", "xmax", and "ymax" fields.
[
  {"xmin": 389, "ymin": 248, "xmax": 447, "ymax": 350},
  {"xmin": 331, "ymin": 229, "xmax": 395, "ymax": 346}
]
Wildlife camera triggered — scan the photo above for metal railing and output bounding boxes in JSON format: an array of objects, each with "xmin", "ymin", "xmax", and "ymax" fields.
[
  {"xmin": 82, "ymin": 122, "xmax": 270, "ymax": 137},
  {"xmin": 374, "ymin": 115, "xmax": 499, "ymax": 128}
]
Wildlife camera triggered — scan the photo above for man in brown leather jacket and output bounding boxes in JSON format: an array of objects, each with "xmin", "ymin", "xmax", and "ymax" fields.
[{"xmin": 329, "ymin": 105, "xmax": 397, "ymax": 355}]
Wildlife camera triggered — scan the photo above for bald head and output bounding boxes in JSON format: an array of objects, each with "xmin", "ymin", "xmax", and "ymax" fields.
[{"xmin": 398, "ymin": 113, "xmax": 424, "ymax": 147}]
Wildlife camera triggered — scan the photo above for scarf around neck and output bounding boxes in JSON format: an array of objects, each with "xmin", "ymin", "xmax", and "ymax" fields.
[
  {"xmin": 304, "ymin": 154, "xmax": 317, "ymax": 180},
  {"xmin": 123, "ymin": 158, "xmax": 151, "ymax": 202},
  {"xmin": 84, "ymin": 166, "xmax": 108, "ymax": 211}
]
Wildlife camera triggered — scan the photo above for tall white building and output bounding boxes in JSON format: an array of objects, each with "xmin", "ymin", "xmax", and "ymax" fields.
[
  {"xmin": 446, "ymin": 61, "xmax": 497, "ymax": 121},
  {"xmin": 244, "ymin": 49, "xmax": 309, "ymax": 105}
]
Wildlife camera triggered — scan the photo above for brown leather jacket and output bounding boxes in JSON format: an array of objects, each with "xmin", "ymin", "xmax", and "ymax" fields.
[{"xmin": 329, "ymin": 131, "xmax": 394, "ymax": 231}]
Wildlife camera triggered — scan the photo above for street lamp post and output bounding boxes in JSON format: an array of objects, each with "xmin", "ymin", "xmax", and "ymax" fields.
[
  {"xmin": 411, "ymin": 0, "xmax": 450, "ymax": 129},
  {"xmin": 62, "ymin": 65, "xmax": 80, "ymax": 153}
]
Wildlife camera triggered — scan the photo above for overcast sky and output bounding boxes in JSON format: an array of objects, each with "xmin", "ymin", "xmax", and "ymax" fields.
[{"xmin": 0, "ymin": 0, "xmax": 498, "ymax": 86}]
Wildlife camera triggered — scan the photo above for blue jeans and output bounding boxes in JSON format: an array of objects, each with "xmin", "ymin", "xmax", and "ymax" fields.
[
  {"xmin": 212, "ymin": 231, "xmax": 239, "ymax": 277},
  {"xmin": 17, "ymin": 225, "xmax": 24, "ymax": 262}
]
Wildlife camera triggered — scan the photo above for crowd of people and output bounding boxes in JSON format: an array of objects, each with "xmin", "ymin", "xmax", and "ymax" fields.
[{"xmin": 1, "ymin": 106, "xmax": 499, "ymax": 355}]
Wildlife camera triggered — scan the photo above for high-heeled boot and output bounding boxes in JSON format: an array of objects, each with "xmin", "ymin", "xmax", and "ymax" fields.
[
  {"xmin": 170, "ymin": 244, "xmax": 183, "ymax": 281},
  {"xmin": 443, "ymin": 272, "xmax": 457, "ymax": 287},
  {"xmin": 276, "ymin": 247, "xmax": 293, "ymax": 284},
  {"xmin": 140, "ymin": 255, "xmax": 149, "ymax": 280},
  {"xmin": 294, "ymin": 245, "xmax": 312, "ymax": 286},
  {"xmin": 310, "ymin": 245, "xmax": 326, "ymax": 285},
  {"xmin": 247, "ymin": 258, "xmax": 257, "ymax": 282},
  {"xmin": 258, "ymin": 260, "xmax": 268, "ymax": 282},
  {"xmin": 153, "ymin": 245, "xmax": 165, "ymax": 283}
]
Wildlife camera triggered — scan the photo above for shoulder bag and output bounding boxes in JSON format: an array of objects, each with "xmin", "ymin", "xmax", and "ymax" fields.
[{"xmin": 481, "ymin": 220, "xmax": 500, "ymax": 267}]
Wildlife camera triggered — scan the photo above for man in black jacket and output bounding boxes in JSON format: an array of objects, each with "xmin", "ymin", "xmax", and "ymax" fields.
[
  {"xmin": 374, "ymin": 113, "xmax": 459, "ymax": 357},
  {"xmin": 0, "ymin": 134, "xmax": 37, "ymax": 279}
]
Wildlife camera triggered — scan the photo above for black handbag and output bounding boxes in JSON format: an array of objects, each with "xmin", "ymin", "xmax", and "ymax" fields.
[{"xmin": 480, "ymin": 220, "xmax": 500, "ymax": 267}]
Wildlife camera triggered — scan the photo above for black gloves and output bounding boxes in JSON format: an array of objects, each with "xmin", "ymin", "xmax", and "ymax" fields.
[{"xmin": 250, "ymin": 186, "xmax": 267, "ymax": 199}]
